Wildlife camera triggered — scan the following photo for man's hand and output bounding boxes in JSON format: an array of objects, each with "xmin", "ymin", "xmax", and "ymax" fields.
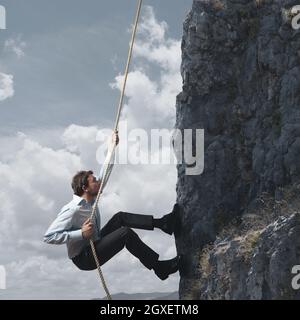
[{"xmin": 81, "ymin": 218, "xmax": 94, "ymax": 240}]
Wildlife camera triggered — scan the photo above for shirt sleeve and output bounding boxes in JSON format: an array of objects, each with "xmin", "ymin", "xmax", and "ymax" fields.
[
  {"xmin": 97, "ymin": 146, "xmax": 116, "ymax": 191},
  {"xmin": 43, "ymin": 207, "xmax": 83, "ymax": 244}
]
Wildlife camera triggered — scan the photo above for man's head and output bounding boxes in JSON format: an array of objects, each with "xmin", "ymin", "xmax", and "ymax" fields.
[{"xmin": 71, "ymin": 170, "xmax": 100, "ymax": 197}]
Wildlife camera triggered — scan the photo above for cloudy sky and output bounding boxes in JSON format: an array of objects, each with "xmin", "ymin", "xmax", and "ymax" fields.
[{"xmin": 0, "ymin": 0, "xmax": 192, "ymax": 299}]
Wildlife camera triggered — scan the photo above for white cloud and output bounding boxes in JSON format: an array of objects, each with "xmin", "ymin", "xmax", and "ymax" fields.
[
  {"xmin": 110, "ymin": 5, "xmax": 182, "ymax": 129},
  {"xmin": 4, "ymin": 37, "xmax": 26, "ymax": 58},
  {"xmin": 62, "ymin": 124, "xmax": 103, "ymax": 169},
  {"xmin": 0, "ymin": 72, "xmax": 14, "ymax": 101},
  {"xmin": 134, "ymin": 6, "xmax": 181, "ymax": 73},
  {"xmin": 0, "ymin": 132, "xmax": 82, "ymax": 255},
  {"xmin": 136, "ymin": 6, "xmax": 168, "ymax": 44}
]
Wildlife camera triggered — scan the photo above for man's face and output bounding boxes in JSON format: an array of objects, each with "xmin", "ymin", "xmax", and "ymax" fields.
[{"xmin": 86, "ymin": 174, "xmax": 100, "ymax": 196}]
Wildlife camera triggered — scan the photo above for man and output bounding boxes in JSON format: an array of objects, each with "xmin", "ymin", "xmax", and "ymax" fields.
[{"xmin": 44, "ymin": 130, "xmax": 182, "ymax": 280}]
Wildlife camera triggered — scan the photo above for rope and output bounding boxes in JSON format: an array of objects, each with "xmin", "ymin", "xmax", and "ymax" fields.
[{"xmin": 89, "ymin": 0, "xmax": 143, "ymax": 301}]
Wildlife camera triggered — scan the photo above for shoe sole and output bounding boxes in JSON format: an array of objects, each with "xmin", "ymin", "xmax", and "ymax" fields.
[{"xmin": 155, "ymin": 255, "xmax": 181, "ymax": 280}]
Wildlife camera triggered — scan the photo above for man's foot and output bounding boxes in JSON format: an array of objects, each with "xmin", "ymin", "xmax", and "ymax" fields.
[
  {"xmin": 152, "ymin": 254, "xmax": 182, "ymax": 280},
  {"xmin": 153, "ymin": 203, "xmax": 180, "ymax": 235}
]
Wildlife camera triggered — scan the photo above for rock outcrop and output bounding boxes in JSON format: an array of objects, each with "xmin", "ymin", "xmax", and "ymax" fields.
[{"xmin": 175, "ymin": 0, "xmax": 300, "ymax": 299}]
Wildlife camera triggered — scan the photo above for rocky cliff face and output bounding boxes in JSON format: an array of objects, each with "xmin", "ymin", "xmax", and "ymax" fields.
[{"xmin": 175, "ymin": 0, "xmax": 300, "ymax": 299}]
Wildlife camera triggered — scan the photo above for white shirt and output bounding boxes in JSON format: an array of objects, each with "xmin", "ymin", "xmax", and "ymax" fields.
[{"xmin": 43, "ymin": 147, "xmax": 115, "ymax": 259}]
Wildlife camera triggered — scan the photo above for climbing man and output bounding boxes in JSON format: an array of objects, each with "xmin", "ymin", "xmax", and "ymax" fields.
[{"xmin": 44, "ymin": 130, "xmax": 182, "ymax": 280}]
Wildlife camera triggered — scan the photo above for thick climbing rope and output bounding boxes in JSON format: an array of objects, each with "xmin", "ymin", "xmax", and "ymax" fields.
[{"xmin": 89, "ymin": 0, "xmax": 143, "ymax": 301}]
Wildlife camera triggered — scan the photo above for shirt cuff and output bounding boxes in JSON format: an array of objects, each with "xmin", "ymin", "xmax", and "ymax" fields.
[{"xmin": 69, "ymin": 229, "xmax": 83, "ymax": 241}]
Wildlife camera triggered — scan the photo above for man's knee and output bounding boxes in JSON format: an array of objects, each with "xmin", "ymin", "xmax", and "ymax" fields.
[
  {"xmin": 114, "ymin": 211, "xmax": 125, "ymax": 221},
  {"xmin": 120, "ymin": 226, "xmax": 137, "ymax": 240},
  {"xmin": 120, "ymin": 225, "xmax": 133, "ymax": 234}
]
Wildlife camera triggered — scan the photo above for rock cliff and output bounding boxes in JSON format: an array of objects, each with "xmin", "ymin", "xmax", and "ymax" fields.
[{"xmin": 175, "ymin": 0, "xmax": 300, "ymax": 299}]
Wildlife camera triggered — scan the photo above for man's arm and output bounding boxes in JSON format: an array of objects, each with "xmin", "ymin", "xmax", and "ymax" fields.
[
  {"xmin": 43, "ymin": 207, "xmax": 83, "ymax": 244},
  {"xmin": 97, "ymin": 147, "xmax": 115, "ymax": 191},
  {"xmin": 97, "ymin": 131, "xmax": 118, "ymax": 191}
]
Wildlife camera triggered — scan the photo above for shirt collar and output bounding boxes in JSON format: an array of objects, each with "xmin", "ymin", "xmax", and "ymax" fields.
[{"xmin": 72, "ymin": 194, "xmax": 96, "ymax": 206}]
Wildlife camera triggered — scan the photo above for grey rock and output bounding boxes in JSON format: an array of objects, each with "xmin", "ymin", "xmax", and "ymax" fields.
[{"xmin": 175, "ymin": 0, "xmax": 300, "ymax": 299}]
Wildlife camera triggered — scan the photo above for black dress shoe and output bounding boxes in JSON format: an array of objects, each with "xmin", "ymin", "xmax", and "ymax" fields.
[
  {"xmin": 153, "ymin": 254, "xmax": 182, "ymax": 280},
  {"xmin": 160, "ymin": 203, "xmax": 180, "ymax": 235}
]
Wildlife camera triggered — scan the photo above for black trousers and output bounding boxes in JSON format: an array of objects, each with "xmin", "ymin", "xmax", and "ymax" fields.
[{"xmin": 72, "ymin": 211, "xmax": 159, "ymax": 271}]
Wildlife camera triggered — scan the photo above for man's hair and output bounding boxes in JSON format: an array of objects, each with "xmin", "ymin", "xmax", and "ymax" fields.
[{"xmin": 71, "ymin": 170, "xmax": 94, "ymax": 196}]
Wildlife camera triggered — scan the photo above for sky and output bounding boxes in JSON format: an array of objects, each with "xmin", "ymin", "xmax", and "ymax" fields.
[{"xmin": 0, "ymin": 0, "xmax": 193, "ymax": 299}]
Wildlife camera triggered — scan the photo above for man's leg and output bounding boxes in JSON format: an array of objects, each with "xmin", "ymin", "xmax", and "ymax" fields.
[
  {"xmin": 100, "ymin": 211, "xmax": 154, "ymax": 238},
  {"xmin": 72, "ymin": 226, "xmax": 159, "ymax": 271}
]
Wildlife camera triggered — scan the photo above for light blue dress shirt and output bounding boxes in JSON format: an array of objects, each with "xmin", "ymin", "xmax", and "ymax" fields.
[{"xmin": 43, "ymin": 147, "xmax": 115, "ymax": 259}]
